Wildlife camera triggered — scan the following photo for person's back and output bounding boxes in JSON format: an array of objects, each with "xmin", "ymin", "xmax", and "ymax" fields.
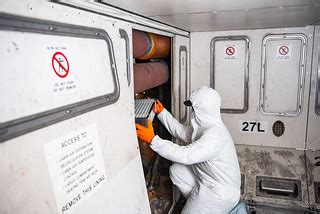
[{"xmin": 136, "ymin": 86, "xmax": 241, "ymax": 213}]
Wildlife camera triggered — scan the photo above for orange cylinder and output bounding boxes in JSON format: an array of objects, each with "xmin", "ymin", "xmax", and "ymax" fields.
[
  {"xmin": 133, "ymin": 30, "xmax": 170, "ymax": 60},
  {"xmin": 134, "ymin": 62, "xmax": 169, "ymax": 93}
]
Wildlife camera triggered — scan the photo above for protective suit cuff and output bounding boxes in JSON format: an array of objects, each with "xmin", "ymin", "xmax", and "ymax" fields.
[
  {"xmin": 150, "ymin": 135, "xmax": 161, "ymax": 150},
  {"xmin": 157, "ymin": 108, "xmax": 168, "ymax": 120}
]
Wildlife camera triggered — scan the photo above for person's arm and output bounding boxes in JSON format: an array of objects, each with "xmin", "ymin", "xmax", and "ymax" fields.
[
  {"xmin": 157, "ymin": 109, "xmax": 192, "ymax": 144},
  {"xmin": 149, "ymin": 130, "xmax": 222, "ymax": 165}
]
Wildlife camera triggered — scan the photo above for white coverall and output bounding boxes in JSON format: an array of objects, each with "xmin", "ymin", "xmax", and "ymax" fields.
[{"xmin": 150, "ymin": 86, "xmax": 241, "ymax": 214}]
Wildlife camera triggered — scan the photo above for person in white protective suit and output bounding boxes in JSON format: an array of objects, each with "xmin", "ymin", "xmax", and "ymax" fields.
[{"xmin": 135, "ymin": 86, "xmax": 241, "ymax": 214}]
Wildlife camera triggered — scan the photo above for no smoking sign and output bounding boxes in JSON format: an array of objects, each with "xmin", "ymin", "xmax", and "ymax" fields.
[
  {"xmin": 52, "ymin": 52, "xmax": 70, "ymax": 78},
  {"xmin": 279, "ymin": 45, "xmax": 289, "ymax": 55},
  {"xmin": 276, "ymin": 44, "xmax": 291, "ymax": 61},
  {"xmin": 224, "ymin": 44, "xmax": 237, "ymax": 60},
  {"xmin": 226, "ymin": 46, "xmax": 235, "ymax": 56}
]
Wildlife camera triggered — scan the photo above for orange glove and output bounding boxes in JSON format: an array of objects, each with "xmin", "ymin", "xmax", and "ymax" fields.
[
  {"xmin": 135, "ymin": 120, "xmax": 155, "ymax": 144},
  {"xmin": 154, "ymin": 100, "xmax": 164, "ymax": 114}
]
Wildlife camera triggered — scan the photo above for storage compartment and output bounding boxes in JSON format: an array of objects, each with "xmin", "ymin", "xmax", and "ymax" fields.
[{"xmin": 132, "ymin": 29, "xmax": 173, "ymax": 213}]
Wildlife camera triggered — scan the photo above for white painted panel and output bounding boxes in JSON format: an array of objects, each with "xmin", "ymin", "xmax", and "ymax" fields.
[
  {"xmin": 0, "ymin": 1, "xmax": 150, "ymax": 213},
  {"xmin": 173, "ymin": 35, "xmax": 190, "ymax": 125},
  {"xmin": 59, "ymin": 1, "xmax": 188, "ymax": 36},
  {"xmin": 102, "ymin": 0, "xmax": 320, "ymax": 17},
  {"xmin": 262, "ymin": 36, "xmax": 306, "ymax": 115},
  {"xmin": 191, "ymin": 26, "xmax": 313, "ymax": 149},
  {"xmin": 213, "ymin": 39, "xmax": 247, "ymax": 111},
  {"xmin": 307, "ymin": 25, "xmax": 320, "ymax": 150},
  {"xmin": 150, "ymin": 5, "xmax": 320, "ymax": 32},
  {"xmin": 0, "ymin": 31, "xmax": 114, "ymax": 123},
  {"xmin": 74, "ymin": 155, "xmax": 150, "ymax": 214}
]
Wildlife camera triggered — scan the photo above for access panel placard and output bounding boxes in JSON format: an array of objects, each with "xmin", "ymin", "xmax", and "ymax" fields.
[
  {"xmin": 44, "ymin": 124, "xmax": 106, "ymax": 214},
  {"xmin": 211, "ymin": 36, "xmax": 250, "ymax": 113},
  {"xmin": 260, "ymin": 34, "xmax": 307, "ymax": 116},
  {"xmin": 0, "ymin": 15, "xmax": 119, "ymax": 142}
]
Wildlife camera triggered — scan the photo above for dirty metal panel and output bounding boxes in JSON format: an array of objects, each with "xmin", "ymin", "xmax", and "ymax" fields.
[
  {"xmin": 306, "ymin": 25, "xmax": 320, "ymax": 151},
  {"xmin": 246, "ymin": 202, "xmax": 317, "ymax": 214},
  {"xmin": 236, "ymin": 145, "xmax": 308, "ymax": 208},
  {"xmin": 305, "ymin": 150, "xmax": 320, "ymax": 210}
]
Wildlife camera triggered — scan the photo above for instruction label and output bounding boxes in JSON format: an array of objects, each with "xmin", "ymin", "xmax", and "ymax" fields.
[
  {"xmin": 276, "ymin": 43, "xmax": 291, "ymax": 61},
  {"xmin": 224, "ymin": 44, "xmax": 238, "ymax": 61},
  {"xmin": 239, "ymin": 121, "xmax": 268, "ymax": 133},
  {"xmin": 45, "ymin": 124, "xmax": 106, "ymax": 214}
]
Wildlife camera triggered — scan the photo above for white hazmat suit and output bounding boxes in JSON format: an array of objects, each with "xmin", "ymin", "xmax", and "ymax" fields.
[{"xmin": 150, "ymin": 86, "xmax": 241, "ymax": 214}]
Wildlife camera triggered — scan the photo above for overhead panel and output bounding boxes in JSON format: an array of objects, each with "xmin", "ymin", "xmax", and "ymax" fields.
[
  {"xmin": 0, "ymin": 15, "xmax": 119, "ymax": 142},
  {"xmin": 211, "ymin": 36, "xmax": 249, "ymax": 113},
  {"xmin": 260, "ymin": 34, "xmax": 307, "ymax": 116}
]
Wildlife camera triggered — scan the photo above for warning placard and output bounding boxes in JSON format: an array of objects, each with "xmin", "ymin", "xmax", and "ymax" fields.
[
  {"xmin": 0, "ymin": 30, "xmax": 116, "ymax": 123},
  {"xmin": 224, "ymin": 44, "xmax": 238, "ymax": 61},
  {"xmin": 276, "ymin": 43, "xmax": 291, "ymax": 61},
  {"xmin": 45, "ymin": 124, "xmax": 106, "ymax": 214},
  {"xmin": 52, "ymin": 52, "xmax": 70, "ymax": 78}
]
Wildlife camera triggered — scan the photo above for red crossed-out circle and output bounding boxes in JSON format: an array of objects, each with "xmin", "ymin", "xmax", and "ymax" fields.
[
  {"xmin": 52, "ymin": 52, "xmax": 70, "ymax": 78},
  {"xmin": 226, "ymin": 46, "xmax": 235, "ymax": 56},
  {"xmin": 279, "ymin": 45, "xmax": 289, "ymax": 56}
]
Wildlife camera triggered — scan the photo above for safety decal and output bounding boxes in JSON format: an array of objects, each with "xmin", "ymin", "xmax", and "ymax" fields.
[
  {"xmin": 226, "ymin": 46, "xmax": 235, "ymax": 56},
  {"xmin": 224, "ymin": 44, "xmax": 238, "ymax": 60},
  {"xmin": 276, "ymin": 44, "xmax": 291, "ymax": 61},
  {"xmin": 52, "ymin": 52, "xmax": 70, "ymax": 78}
]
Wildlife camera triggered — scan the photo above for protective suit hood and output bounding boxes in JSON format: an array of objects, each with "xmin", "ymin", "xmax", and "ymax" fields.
[{"xmin": 189, "ymin": 86, "xmax": 222, "ymax": 129}]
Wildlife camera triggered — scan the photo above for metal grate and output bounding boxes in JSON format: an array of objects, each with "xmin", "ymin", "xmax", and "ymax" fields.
[
  {"xmin": 134, "ymin": 99, "xmax": 155, "ymax": 119},
  {"xmin": 272, "ymin": 120, "xmax": 285, "ymax": 137}
]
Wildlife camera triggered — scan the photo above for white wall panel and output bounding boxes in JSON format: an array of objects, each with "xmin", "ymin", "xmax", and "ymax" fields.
[{"xmin": 191, "ymin": 27, "xmax": 314, "ymax": 149}]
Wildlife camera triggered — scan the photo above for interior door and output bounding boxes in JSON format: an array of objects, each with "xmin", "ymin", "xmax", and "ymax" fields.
[{"xmin": 0, "ymin": 10, "xmax": 149, "ymax": 214}]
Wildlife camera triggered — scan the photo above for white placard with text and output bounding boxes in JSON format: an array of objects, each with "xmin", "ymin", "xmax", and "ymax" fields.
[{"xmin": 45, "ymin": 124, "xmax": 106, "ymax": 214}]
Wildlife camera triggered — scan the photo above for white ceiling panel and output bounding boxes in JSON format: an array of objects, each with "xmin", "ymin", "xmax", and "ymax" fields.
[
  {"xmin": 99, "ymin": 0, "xmax": 320, "ymax": 31},
  {"xmin": 150, "ymin": 4, "xmax": 320, "ymax": 31},
  {"xmin": 101, "ymin": 0, "xmax": 320, "ymax": 16}
]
